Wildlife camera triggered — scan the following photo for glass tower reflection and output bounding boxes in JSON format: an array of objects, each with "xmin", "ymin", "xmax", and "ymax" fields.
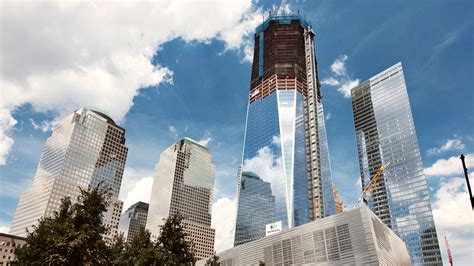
[
  {"xmin": 351, "ymin": 63, "xmax": 442, "ymax": 265},
  {"xmin": 234, "ymin": 15, "xmax": 336, "ymax": 246},
  {"xmin": 234, "ymin": 171, "xmax": 275, "ymax": 246}
]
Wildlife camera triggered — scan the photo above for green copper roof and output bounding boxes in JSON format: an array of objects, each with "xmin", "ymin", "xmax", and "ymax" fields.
[
  {"xmin": 181, "ymin": 137, "xmax": 209, "ymax": 150},
  {"xmin": 84, "ymin": 107, "xmax": 116, "ymax": 125}
]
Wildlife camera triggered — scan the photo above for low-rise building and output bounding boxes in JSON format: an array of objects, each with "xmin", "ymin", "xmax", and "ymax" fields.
[
  {"xmin": 0, "ymin": 233, "xmax": 26, "ymax": 265},
  {"xmin": 199, "ymin": 206, "xmax": 410, "ymax": 265}
]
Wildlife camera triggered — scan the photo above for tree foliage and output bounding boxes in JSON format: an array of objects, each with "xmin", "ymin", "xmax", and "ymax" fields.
[
  {"xmin": 206, "ymin": 252, "xmax": 220, "ymax": 266},
  {"xmin": 15, "ymin": 185, "xmax": 200, "ymax": 265},
  {"xmin": 15, "ymin": 186, "xmax": 111, "ymax": 265},
  {"xmin": 156, "ymin": 213, "xmax": 195, "ymax": 264}
]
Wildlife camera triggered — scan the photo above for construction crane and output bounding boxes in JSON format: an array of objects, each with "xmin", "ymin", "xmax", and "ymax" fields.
[
  {"xmin": 274, "ymin": 0, "xmax": 287, "ymax": 15},
  {"xmin": 444, "ymin": 235, "xmax": 453, "ymax": 266},
  {"xmin": 354, "ymin": 162, "xmax": 391, "ymax": 207}
]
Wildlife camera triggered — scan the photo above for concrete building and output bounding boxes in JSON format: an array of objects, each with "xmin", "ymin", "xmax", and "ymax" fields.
[
  {"xmin": 146, "ymin": 138, "xmax": 215, "ymax": 260},
  {"xmin": 235, "ymin": 14, "xmax": 337, "ymax": 246},
  {"xmin": 0, "ymin": 233, "xmax": 26, "ymax": 265},
  {"xmin": 199, "ymin": 206, "xmax": 411, "ymax": 265},
  {"xmin": 351, "ymin": 63, "xmax": 442, "ymax": 264},
  {"xmin": 119, "ymin": 201, "xmax": 149, "ymax": 242},
  {"xmin": 10, "ymin": 107, "xmax": 128, "ymax": 242}
]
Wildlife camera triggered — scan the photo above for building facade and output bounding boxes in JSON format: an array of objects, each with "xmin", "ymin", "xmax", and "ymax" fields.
[
  {"xmin": 10, "ymin": 107, "xmax": 128, "ymax": 241},
  {"xmin": 146, "ymin": 138, "xmax": 215, "ymax": 260},
  {"xmin": 0, "ymin": 233, "xmax": 26, "ymax": 265},
  {"xmin": 199, "ymin": 206, "xmax": 411, "ymax": 265},
  {"xmin": 351, "ymin": 63, "xmax": 442, "ymax": 264},
  {"xmin": 234, "ymin": 14, "xmax": 337, "ymax": 246},
  {"xmin": 119, "ymin": 201, "xmax": 149, "ymax": 242}
]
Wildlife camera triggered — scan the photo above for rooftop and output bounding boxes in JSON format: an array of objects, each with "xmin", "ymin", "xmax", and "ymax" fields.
[
  {"xmin": 255, "ymin": 14, "xmax": 311, "ymax": 35},
  {"xmin": 241, "ymin": 171, "xmax": 261, "ymax": 180},
  {"xmin": 181, "ymin": 137, "xmax": 209, "ymax": 150}
]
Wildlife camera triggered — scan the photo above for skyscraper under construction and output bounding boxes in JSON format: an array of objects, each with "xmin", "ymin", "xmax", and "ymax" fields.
[{"xmin": 234, "ymin": 14, "xmax": 336, "ymax": 246}]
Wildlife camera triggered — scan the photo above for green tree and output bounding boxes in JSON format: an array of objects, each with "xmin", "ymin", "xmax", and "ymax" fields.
[
  {"xmin": 109, "ymin": 233, "xmax": 126, "ymax": 265},
  {"xmin": 15, "ymin": 185, "xmax": 111, "ymax": 265},
  {"xmin": 119, "ymin": 227, "xmax": 156, "ymax": 265},
  {"xmin": 156, "ymin": 213, "xmax": 196, "ymax": 265},
  {"xmin": 205, "ymin": 252, "xmax": 220, "ymax": 266},
  {"xmin": 15, "ymin": 184, "xmax": 198, "ymax": 265}
]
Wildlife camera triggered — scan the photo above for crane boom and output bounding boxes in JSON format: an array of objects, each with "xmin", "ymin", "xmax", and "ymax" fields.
[
  {"xmin": 354, "ymin": 162, "xmax": 391, "ymax": 207},
  {"xmin": 275, "ymin": 0, "xmax": 287, "ymax": 15},
  {"xmin": 444, "ymin": 235, "xmax": 453, "ymax": 266},
  {"xmin": 363, "ymin": 162, "xmax": 391, "ymax": 193}
]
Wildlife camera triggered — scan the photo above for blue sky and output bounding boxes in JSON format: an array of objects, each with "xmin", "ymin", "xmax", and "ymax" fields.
[{"xmin": 0, "ymin": 0, "xmax": 472, "ymax": 264}]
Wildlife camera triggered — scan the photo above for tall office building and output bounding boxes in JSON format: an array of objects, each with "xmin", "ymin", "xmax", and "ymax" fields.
[
  {"xmin": 146, "ymin": 138, "xmax": 215, "ymax": 260},
  {"xmin": 119, "ymin": 201, "xmax": 149, "ymax": 242},
  {"xmin": 234, "ymin": 14, "xmax": 336, "ymax": 245},
  {"xmin": 351, "ymin": 63, "xmax": 442, "ymax": 264},
  {"xmin": 10, "ymin": 107, "xmax": 128, "ymax": 241},
  {"xmin": 234, "ymin": 171, "xmax": 276, "ymax": 246}
]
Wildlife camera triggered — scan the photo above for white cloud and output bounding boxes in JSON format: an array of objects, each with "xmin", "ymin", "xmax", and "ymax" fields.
[
  {"xmin": 271, "ymin": 135, "xmax": 281, "ymax": 147},
  {"xmin": 0, "ymin": 109, "xmax": 17, "ymax": 165},
  {"xmin": 432, "ymin": 177, "xmax": 474, "ymax": 265},
  {"xmin": 320, "ymin": 54, "xmax": 360, "ymax": 98},
  {"xmin": 118, "ymin": 167, "xmax": 154, "ymax": 210},
  {"xmin": 325, "ymin": 112, "xmax": 331, "ymax": 121},
  {"xmin": 168, "ymin": 125, "xmax": 178, "ymax": 138},
  {"xmin": 339, "ymin": 79, "xmax": 360, "ymax": 98},
  {"xmin": 30, "ymin": 119, "xmax": 54, "ymax": 133},
  {"xmin": 0, "ymin": 226, "xmax": 10, "ymax": 234},
  {"xmin": 330, "ymin": 54, "xmax": 348, "ymax": 76},
  {"xmin": 355, "ymin": 178, "xmax": 362, "ymax": 189},
  {"xmin": 197, "ymin": 132, "xmax": 213, "ymax": 147},
  {"xmin": 320, "ymin": 77, "xmax": 340, "ymax": 86},
  {"xmin": 424, "ymin": 154, "xmax": 473, "ymax": 177},
  {"xmin": 427, "ymin": 138, "xmax": 465, "ymax": 155},
  {"xmin": 0, "ymin": 0, "xmax": 262, "ymax": 164},
  {"xmin": 243, "ymin": 146, "xmax": 284, "ymax": 189},
  {"xmin": 212, "ymin": 196, "xmax": 237, "ymax": 252},
  {"xmin": 121, "ymin": 176, "xmax": 153, "ymax": 212},
  {"xmin": 242, "ymin": 145, "xmax": 286, "ymax": 216}
]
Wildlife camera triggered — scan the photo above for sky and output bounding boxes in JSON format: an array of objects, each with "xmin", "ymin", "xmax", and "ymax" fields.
[{"xmin": 0, "ymin": 0, "xmax": 473, "ymax": 264}]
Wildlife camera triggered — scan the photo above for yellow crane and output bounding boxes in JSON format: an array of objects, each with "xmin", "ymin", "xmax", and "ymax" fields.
[{"xmin": 355, "ymin": 162, "xmax": 391, "ymax": 207}]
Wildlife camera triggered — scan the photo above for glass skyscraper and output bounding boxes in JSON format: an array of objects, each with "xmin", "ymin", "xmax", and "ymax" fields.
[
  {"xmin": 146, "ymin": 137, "xmax": 215, "ymax": 260},
  {"xmin": 10, "ymin": 107, "xmax": 128, "ymax": 241},
  {"xmin": 351, "ymin": 62, "xmax": 442, "ymax": 264},
  {"xmin": 234, "ymin": 14, "xmax": 336, "ymax": 245}
]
